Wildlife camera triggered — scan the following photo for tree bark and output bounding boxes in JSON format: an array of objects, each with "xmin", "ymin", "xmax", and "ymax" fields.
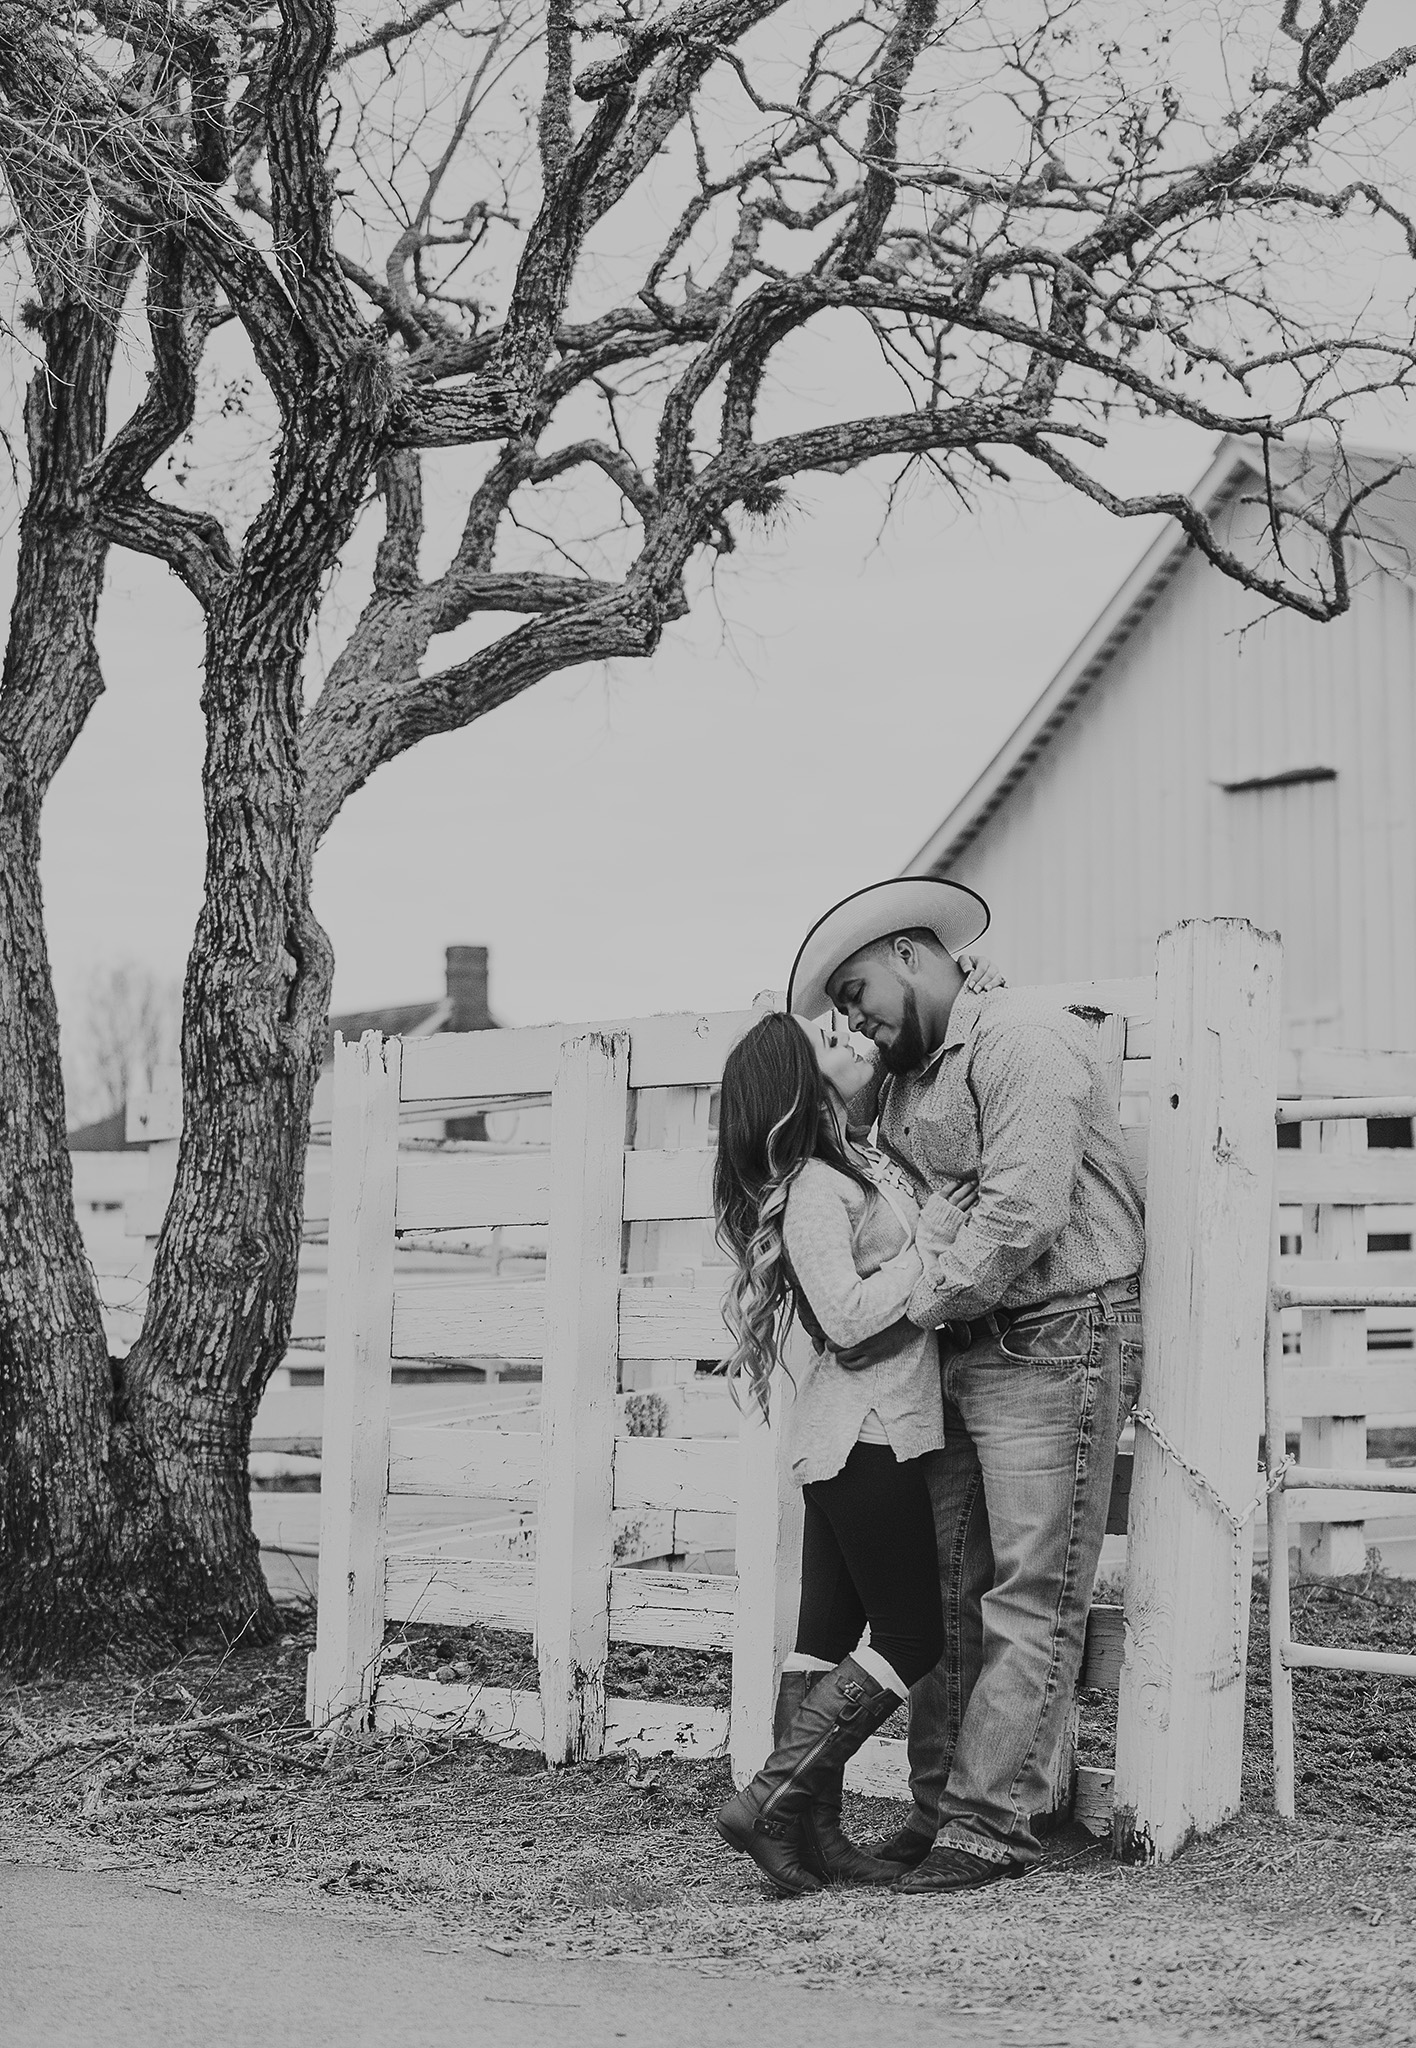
[
  {"xmin": 2, "ymin": 333, "xmax": 380, "ymax": 1661},
  {"xmin": 118, "ymin": 395, "xmax": 381, "ymax": 1650},
  {"xmin": 0, "ymin": 295, "xmax": 164, "ymax": 1667}
]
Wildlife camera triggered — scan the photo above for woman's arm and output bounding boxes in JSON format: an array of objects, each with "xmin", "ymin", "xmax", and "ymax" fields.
[
  {"xmin": 783, "ymin": 1171, "xmax": 922, "ymax": 1351},
  {"xmin": 914, "ymin": 1185, "xmax": 978, "ymax": 1261}
]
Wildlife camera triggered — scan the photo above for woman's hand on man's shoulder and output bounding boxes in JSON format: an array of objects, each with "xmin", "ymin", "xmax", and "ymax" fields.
[{"xmin": 957, "ymin": 951, "xmax": 1006, "ymax": 994}]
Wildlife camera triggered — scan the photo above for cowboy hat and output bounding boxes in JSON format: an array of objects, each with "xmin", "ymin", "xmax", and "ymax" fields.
[{"xmin": 787, "ymin": 877, "xmax": 991, "ymax": 1021}]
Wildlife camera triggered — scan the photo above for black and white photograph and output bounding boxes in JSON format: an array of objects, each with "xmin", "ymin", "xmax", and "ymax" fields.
[{"xmin": 2, "ymin": 4, "xmax": 1415, "ymax": 2044}]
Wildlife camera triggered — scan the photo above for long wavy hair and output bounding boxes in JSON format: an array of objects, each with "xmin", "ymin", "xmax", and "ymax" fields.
[{"xmin": 713, "ymin": 1011, "xmax": 874, "ymax": 1418}]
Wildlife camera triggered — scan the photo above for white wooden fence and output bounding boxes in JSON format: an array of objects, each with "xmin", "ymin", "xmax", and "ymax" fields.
[
  {"xmin": 1269, "ymin": 1050, "xmax": 1416, "ymax": 1576},
  {"xmin": 1264, "ymin": 1065, "xmax": 1416, "ymax": 1817},
  {"xmin": 305, "ymin": 918, "xmax": 1413, "ymax": 1862}
]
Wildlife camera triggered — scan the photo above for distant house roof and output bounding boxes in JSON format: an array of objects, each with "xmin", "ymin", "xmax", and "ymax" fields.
[
  {"xmin": 906, "ymin": 435, "xmax": 1416, "ymax": 878},
  {"xmin": 323, "ymin": 999, "xmax": 449, "ymax": 1061},
  {"xmin": 68, "ymin": 1107, "xmax": 144, "ymax": 1152},
  {"xmin": 322, "ymin": 944, "xmax": 497, "ymax": 1064}
]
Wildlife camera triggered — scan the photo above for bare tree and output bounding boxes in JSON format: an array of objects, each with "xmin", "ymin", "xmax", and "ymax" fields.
[
  {"xmin": 66, "ymin": 962, "xmax": 182, "ymax": 1124},
  {"xmin": 2, "ymin": 0, "xmax": 1415, "ymax": 1663}
]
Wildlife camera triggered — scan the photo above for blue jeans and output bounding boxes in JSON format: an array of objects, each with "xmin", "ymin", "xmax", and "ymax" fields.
[{"xmin": 903, "ymin": 1293, "xmax": 1143, "ymax": 1868}]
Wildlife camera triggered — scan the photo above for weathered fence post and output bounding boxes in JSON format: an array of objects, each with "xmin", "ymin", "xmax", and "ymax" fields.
[
  {"xmin": 624, "ymin": 1080, "xmax": 714, "ymax": 1390},
  {"xmin": 730, "ymin": 1332, "xmax": 806, "ymax": 1783},
  {"xmin": 307, "ymin": 1032, "xmax": 401, "ymax": 1730},
  {"xmin": 537, "ymin": 1030, "xmax": 630, "ymax": 1764},
  {"xmin": 1113, "ymin": 918, "xmax": 1282, "ymax": 1861},
  {"xmin": 1300, "ymin": 1116, "xmax": 1369, "ymax": 1575}
]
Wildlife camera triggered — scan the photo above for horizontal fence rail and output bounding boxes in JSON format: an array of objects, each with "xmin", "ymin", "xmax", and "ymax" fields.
[
  {"xmin": 1277, "ymin": 1049, "xmax": 1416, "ymax": 1098},
  {"xmin": 393, "ymin": 1146, "xmax": 717, "ymax": 1233},
  {"xmin": 384, "ymin": 1555, "xmax": 736, "ymax": 1651},
  {"xmin": 1280, "ymin": 1464, "xmax": 1416, "ymax": 1493},
  {"xmin": 389, "ymin": 1278, "xmax": 729, "ymax": 1364},
  {"xmin": 1281, "ymin": 1643, "xmax": 1416, "ymax": 1679},
  {"xmin": 1266, "ymin": 1064, "xmax": 1416, "ymax": 1820},
  {"xmin": 1273, "ymin": 1154, "xmax": 1416, "ymax": 1204},
  {"xmin": 399, "ymin": 1010, "xmax": 760, "ymax": 1103},
  {"xmin": 1274, "ymin": 1096, "xmax": 1416, "ymax": 1123},
  {"xmin": 385, "ymin": 1427, "xmax": 739, "ymax": 1516},
  {"xmin": 1273, "ymin": 1285, "xmax": 1416, "ymax": 1312}
]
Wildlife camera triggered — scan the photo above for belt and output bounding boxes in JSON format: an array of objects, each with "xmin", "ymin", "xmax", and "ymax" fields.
[{"xmin": 940, "ymin": 1273, "xmax": 1140, "ymax": 1354}]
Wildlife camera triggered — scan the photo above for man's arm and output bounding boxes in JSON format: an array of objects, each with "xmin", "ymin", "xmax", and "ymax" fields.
[{"xmin": 905, "ymin": 1020, "xmax": 1092, "ymax": 1328}]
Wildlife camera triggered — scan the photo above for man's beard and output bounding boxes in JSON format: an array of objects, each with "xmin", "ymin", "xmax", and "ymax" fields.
[{"xmin": 878, "ymin": 986, "xmax": 928, "ymax": 1075}]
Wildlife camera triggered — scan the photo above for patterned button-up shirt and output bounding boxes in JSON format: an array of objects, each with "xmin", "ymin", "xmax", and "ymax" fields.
[{"xmin": 856, "ymin": 987, "xmax": 1145, "ymax": 1326}]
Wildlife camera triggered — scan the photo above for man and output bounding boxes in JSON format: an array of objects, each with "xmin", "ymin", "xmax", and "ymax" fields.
[{"xmin": 787, "ymin": 876, "xmax": 1144, "ymax": 1893}]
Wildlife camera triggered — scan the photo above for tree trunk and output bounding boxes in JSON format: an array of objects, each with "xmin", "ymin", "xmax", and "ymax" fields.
[
  {"xmin": 3, "ymin": 323, "xmax": 377, "ymax": 1660},
  {"xmin": 0, "ymin": 298, "xmax": 162, "ymax": 1667},
  {"xmin": 119, "ymin": 404, "xmax": 378, "ymax": 1647}
]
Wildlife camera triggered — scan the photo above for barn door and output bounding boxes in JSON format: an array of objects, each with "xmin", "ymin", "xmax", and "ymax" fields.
[{"xmin": 1218, "ymin": 771, "xmax": 1339, "ymax": 1040}]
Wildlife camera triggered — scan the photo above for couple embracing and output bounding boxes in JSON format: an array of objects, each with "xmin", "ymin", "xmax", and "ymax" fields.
[{"xmin": 711, "ymin": 878, "xmax": 1145, "ymax": 1897}]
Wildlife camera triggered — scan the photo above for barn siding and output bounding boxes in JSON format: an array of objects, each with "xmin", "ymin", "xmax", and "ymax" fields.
[{"xmin": 946, "ymin": 494, "xmax": 1416, "ymax": 1050}]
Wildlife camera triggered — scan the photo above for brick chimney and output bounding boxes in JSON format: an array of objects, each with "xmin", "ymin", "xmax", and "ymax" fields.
[{"xmin": 445, "ymin": 944, "xmax": 493, "ymax": 1033}]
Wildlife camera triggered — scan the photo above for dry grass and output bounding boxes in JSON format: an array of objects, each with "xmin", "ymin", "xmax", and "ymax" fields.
[{"xmin": 2, "ymin": 1574, "xmax": 1415, "ymax": 2047}]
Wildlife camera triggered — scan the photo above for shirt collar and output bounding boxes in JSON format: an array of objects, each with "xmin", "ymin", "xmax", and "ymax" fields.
[{"xmin": 910, "ymin": 985, "xmax": 982, "ymax": 1078}]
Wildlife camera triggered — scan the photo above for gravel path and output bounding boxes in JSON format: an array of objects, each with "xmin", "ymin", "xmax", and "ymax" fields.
[
  {"xmin": 4, "ymin": 1860, "xmax": 1164, "ymax": 2048},
  {"xmin": 4, "ymin": 1573, "xmax": 1416, "ymax": 2047}
]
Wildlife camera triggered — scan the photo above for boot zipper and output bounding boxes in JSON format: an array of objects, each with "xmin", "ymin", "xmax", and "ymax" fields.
[{"xmin": 760, "ymin": 1705, "xmax": 865, "ymax": 1817}]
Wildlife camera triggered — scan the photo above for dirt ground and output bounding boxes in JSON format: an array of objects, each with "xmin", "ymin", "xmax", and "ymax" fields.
[{"xmin": 4, "ymin": 1568, "xmax": 1416, "ymax": 2048}]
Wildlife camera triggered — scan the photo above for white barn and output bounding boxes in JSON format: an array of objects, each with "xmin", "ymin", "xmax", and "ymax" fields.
[{"xmin": 907, "ymin": 437, "xmax": 1416, "ymax": 1052}]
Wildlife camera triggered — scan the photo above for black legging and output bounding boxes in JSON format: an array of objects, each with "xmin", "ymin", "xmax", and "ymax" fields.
[{"xmin": 795, "ymin": 1441, "xmax": 944, "ymax": 1689}]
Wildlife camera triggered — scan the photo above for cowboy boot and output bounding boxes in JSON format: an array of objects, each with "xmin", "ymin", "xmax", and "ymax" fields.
[
  {"xmin": 862, "ymin": 1819, "xmax": 935, "ymax": 1871},
  {"xmin": 715, "ymin": 1657, "xmax": 901, "ymax": 1896}
]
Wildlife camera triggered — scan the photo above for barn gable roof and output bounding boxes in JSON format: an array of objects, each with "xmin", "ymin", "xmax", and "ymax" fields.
[{"xmin": 905, "ymin": 435, "xmax": 1416, "ymax": 877}]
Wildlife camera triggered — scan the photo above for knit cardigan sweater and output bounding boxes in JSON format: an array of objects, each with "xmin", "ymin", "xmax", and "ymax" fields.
[{"xmin": 779, "ymin": 1158, "xmax": 944, "ymax": 1487}]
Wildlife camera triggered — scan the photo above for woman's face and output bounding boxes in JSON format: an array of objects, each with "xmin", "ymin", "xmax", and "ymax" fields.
[{"xmin": 795, "ymin": 1014, "xmax": 871, "ymax": 1098}]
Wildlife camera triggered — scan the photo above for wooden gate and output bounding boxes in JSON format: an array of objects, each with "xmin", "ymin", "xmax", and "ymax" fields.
[{"xmin": 308, "ymin": 918, "xmax": 1287, "ymax": 1864}]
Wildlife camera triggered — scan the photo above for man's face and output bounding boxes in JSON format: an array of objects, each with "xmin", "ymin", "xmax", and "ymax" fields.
[{"xmin": 825, "ymin": 944, "xmax": 927, "ymax": 1074}]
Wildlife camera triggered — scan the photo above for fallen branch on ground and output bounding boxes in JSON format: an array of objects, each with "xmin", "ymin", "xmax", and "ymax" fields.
[
  {"xmin": 211, "ymin": 1724, "xmax": 327, "ymax": 1775},
  {"xmin": 3, "ymin": 1707, "xmax": 263, "ymax": 1787},
  {"xmin": 103, "ymin": 1783, "xmax": 271, "ymax": 1817}
]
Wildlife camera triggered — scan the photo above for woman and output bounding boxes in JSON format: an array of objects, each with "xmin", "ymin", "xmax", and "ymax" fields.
[{"xmin": 711, "ymin": 987, "xmax": 989, "ymax": 1896}]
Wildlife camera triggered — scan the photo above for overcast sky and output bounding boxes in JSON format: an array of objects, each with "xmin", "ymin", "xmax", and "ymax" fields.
[
  {"xmin": 23, "ymin": 416, "xmax": 1216, "ymax": 1031},
  {"xmin": 17, "ymin": 402, "xmax": 1416, "ymax": 1036}
]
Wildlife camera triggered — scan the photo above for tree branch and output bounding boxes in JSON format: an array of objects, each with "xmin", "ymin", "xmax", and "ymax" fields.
[
  {"xmin": 391, "ymin": 381, "xmax": 523, "ymax": 446},
  {"xmin": 0, "ymin": 86, "xmax": 306, "ymax": 418},
  {"xmin": 539, "ymin": 0, "xmax": 575, "ymax": 181},
  {"xmin": 495, "ymin": 84, "xmax": 635, "ymax": 398},
  {"xmin": 88, "ymin": 495, "xmax": 236, "ymax": 611},
  {"xmin": 1022, "ymin": 432, "xmax": 1393, "ymax": 623},
  {"xmin": 83, "ymin": 231, "xmax": 235, "ymax": 609},
  {"xmin": 371, "ymin": 450, "xmax": 424, "ymax": 594},
  {"xmin": 334, "ymin": 0, "xmax": 470, "ymax": 68},
  {"xmin": 264, "ymin": 0, "xmax": 361, "ymax": 361},
  {"xmin": 303, "ymin": 587, "xmax": 663, "ymax": 836},
  {"xmin": 834, "ymin": 0, "xmax": 937, "ymax": 279},
  {"xmin": 527, "ymin": 439, "xmax": 658, "ymax": 523}
]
